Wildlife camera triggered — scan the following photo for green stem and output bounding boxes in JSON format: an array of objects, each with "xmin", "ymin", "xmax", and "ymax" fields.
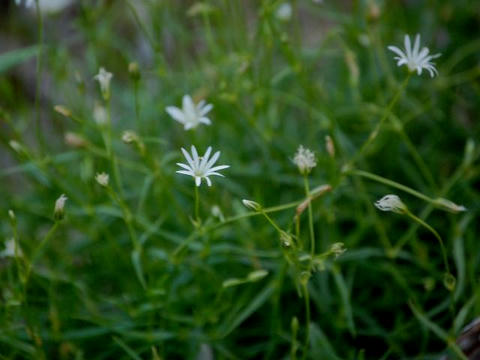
[
  {"xmin": 134, "ymin": 80, "xmax": 141, "ymax": 133},
  {"xmin": 301, "ymin": 282, "xmax": 310, "ymax": 360},
  {"xmin": 303, "ymin": 175, "xmax": 315, "ymax": 257},
  {"xmin": 405, "ymin": 211, "xmax": 450, "ymax": 275},
  {"xmin": 347, "ymin": 169, "xmax": 434, "ymax": 204},
  {"xmin": 25, "ymin": 221, "xmax": 60, "ymax": 284},
  {"xmin": 194, "ymin": 185, "xmax": 200, "ymax": 223}
]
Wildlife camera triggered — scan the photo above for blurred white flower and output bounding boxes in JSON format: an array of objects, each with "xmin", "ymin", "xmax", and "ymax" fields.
[
  {"xmin": 95, "ymin": 172, "xmax": 109, "ymax": 187},
  {"xmin": 388, "ymin": 34, "xmax": 440, "ymax": 77},
  {"xmin": 330, "ymin": 242, "xmax": 346, "ymax": 258},
  {"xmin": 54, "ymin": 194, "xmax": 68, "ymax": 220},
  {"xmin": 293, "ymin": 145, "xmax": 317, "ymax": 175},
  {"xmin": 177, "ymin": 145, "xmax": 229, "ymax": 187},
  {"xmin": 276, "ymin": 2, "xmax": 292, "ymax": 21},
  {"xmin": 374, "ymin": 194, "xmax": 407, "ymax": 214},
  {"xmin": 0, "ymin": 238, "xmax": 22, "ymax": 258},
  {"xmin": 93, "ymin": 103, "xmax": 108, "ymax": 125},
  {"xmin": 122, "ymin": 130, "xmax": 139, "ymax": 144},
  {"xmin": 166, "ymin": 95, "xmax": 213, "ymax": 131},
  {"xmin": 94, "ymin": 67, "xmax": 113, "ymax": 99}
]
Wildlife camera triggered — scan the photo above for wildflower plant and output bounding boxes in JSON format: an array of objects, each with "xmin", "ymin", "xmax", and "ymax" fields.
[{"xmin": 1, "ymin": 2, "xmax": 478, "ymax": 360}]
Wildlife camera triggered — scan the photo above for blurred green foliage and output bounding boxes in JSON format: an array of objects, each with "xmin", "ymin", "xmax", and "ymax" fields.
[{"xmin": 1, "ymin": 0, "xmax": 479, "ymax": 359}]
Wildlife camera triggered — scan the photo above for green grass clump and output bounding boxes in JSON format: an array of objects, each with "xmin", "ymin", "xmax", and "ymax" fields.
[{"xmin": 1, "ymin": 1, "xmax": 479, "ymax": 359}]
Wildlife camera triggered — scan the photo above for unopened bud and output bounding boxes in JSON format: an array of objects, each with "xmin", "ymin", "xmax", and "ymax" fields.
[
  {"xmin": 433, "ymin": 198, "xmax": 466, "ymax": 213},
  {"xmin": 54, "ymin": 105, "xmax": 72, "ymax": 118},
  {"xmin": 65, "ymin": 132, "xmax": 87, "ymax": 148},
  {"xmin": 242, "ymin": 199, "xmax": 261, "ymax": 211},
  {"xmin": 122, "ymin": 130, "xmax": 139, "ymax": 144},
  {"xmin": 247, "ymin": 270, "xmax": 268, "ymax": 282},
  {"xmin": 54, "ymin": 194, "xmax": 68, "ymax": 221},
  {"xmin": 128, "ymin": 62, "xmax": 140, "ymax": 81},
  {"xmin": 330, "ymin": 242, "xmax": 346, "ymax": 258},
  {"xmin": 374, "ymin": 194, "xmax": 407, "ymax": 214},
  {"xmin": 9, "ymin": 140, "xmax": 23, "ymax": 154},
  {"xmin": 95, "ymin": 172, "xmax": 109, "ymax": 187},
  {"xmin": 325, "ymin": 135, "xmax": 335, "ymax": 158}
]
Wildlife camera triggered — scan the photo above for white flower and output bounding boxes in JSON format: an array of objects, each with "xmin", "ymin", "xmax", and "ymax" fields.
[
  {"xmin": 166, "ymin": 95, "xmax": 213, "ymax": 131},
  {"xmin": 0, "ymin": 238, "xmax": 22, "ymax": 258},
  {"xmin": 15, "ymin": 0, "xmax": 34, "ymax": 7},
  {"xmin": 388, "ymin": 34, "xmax": 441, "ymax": 77},
  {"xmin": 276, "ymin": 2, "xmax": 292, "ymax": 21},
  {"xmin": 176, "ymin": 145, "xmax": 229, "ymax": 187},
  {"xmin": 93, "ymin": 103, "xmax": 108, "ymax": 125},
  {"xmin": 242, "ymin": 199, "xmax": 261, "ymax": 211},
  {"xmin": 330, "ymin": 242, "xmax": 346, "ymax": 258},
  {"xmin": 293, "ymin": 145, "xmax": 317, "ymax": 175},
  {"xmin": 374, "ymin": 194, "xmax": 407, "ymax": 214},
  {"xmin": 94, "ymin": 67, "xmax": 113, "ymax": 99},
  {"xmin": 54, "ymin": 194, "xmax": 68, "ymax": 220},
  {"xmin": 122, "ymin": 130, "xmax": 139, "ymax": 144},
  {"xmin": 95, "ymin": 172, "xmax": 109, "ymax": 187}
]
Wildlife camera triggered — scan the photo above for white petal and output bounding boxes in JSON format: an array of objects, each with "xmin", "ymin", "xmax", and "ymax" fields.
[
  {"xmin": 205, "ymin": 171, "xmax": 225, "ymax": 177},
  {"xmin": 183, "ymin": 95, "xmax": 196, "ymax": 119},
  {"xmin": 199, "ymin": 103, "xmax": 213, "ymax": 116},
  {"xmin": 205, "ymin": 151, "xmax": 220, "ymax": 170},
  {"xmin": 404, "ymin": 34, "xmax": 412, "ymax": 59},
  {"xmin": 413, "ymin": 34, "xmax": 420, "ymax": 58},
  {"xmin": 208, "ymin": 165, "xmax": 230, "ymax": 172},
  {"xmin": 181, "ymin": 147, "xmax": 195, "ymax": 168},
  {"xmin": 195, "ymin": 176, "xmax": 202, "ymax": 186},
  {"xmin": 191, "ymin": 145, "xmax": 199, "ymax": 165},
  {"xmin": 176, "ymin": 162, "xmax": 192, "ymax": 171},
  {"xmin": 388, "ymin": 46, "xmax": 406, "ymax": 58},
  {"xmin": 205, "ymin": 177, "xmax": 212, "ymax": 186},
  {"xmin": 166, "ymin": 106, "xmax": 186, "ymax": 123},
  {"xmin": 200, "ymin": 147, "xmax": 212, "ymax": 170},
  {"xmin": 176, "ymin": 170, "xmax": 194, "ymax": 176},
  {"xmin": 199, "ymin": 117, "xmax": 211, "ymax": 125}
]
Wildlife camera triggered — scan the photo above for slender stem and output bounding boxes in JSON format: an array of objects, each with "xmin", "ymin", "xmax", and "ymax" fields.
[
  {"xmin": 34, "ymin": 0, "xmax": 45, "ymax": 153},
  {"xmin": 134, "ymin": 80, "xmax": 141, "ymax": 133},
  {"xmin": 25, "ymin": 221, "xmax": 60, "ymax": 285},
  {"xmin": 301, "ymin": 283, "xmax": 310, "ymax": 360},
  {"xmin": 303, "ymin": 175, "xmax": 315, "ymax": 257},
  {"xmin": 347, "ymin": 74, "xmax": 411, "ymax": 168},
  {"xmin": 405, "ymin": 211, "xmax": 450, "ymax": 275},
  {"xmin": 347, "ymin": 169, "xmax": 434, "ymax": 204},
  {"xmin": 194, "ymin": 185, "xmax": 200, "ymax": 223}
]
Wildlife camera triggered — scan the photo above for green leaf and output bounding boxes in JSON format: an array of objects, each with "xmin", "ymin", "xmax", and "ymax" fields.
[{"xmin": 0, "ymin": 46, "xmax": 39, "ymax": 74}]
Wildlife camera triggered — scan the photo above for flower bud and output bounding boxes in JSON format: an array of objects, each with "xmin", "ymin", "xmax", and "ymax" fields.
[
  {"xmin": 95, "ymin": 172, "xmax": 109, "ymax": 187},
  {"xmin": 325, "ymin": 135, "xmax": 335, "ymax": 158},
  {"xmin": 433, "ymin": 198, "xmax": 466, "ymax": 213},
  {"xmin": 242, "ymin": 199, "xmax": 262, "ymax": 211},
  {"xmin": 54, "ymin": 194, "xmax": 68, "ymax": 221},
  {"xmin": 65, "ymin": 132, "xmax": 87, "ymax": 148},
  {"xmin": 128, "ymin": 62, "xmax": 140, "ymax": 81},
  {"xmin": 374, "ymin": 194, "xmax": 407, "ymax": 214},
  {"xmin": 54, "ymin": 105, "xmax": 72, "ymax": 118},
  {"xmin": 330, "ymin": 242, "xmax": 346, "ymax": 258}
]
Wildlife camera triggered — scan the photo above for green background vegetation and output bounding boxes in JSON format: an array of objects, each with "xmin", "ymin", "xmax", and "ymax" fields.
[{"xmin": 1, "ymin": 0, "xmax": 479, "ymax": 359}]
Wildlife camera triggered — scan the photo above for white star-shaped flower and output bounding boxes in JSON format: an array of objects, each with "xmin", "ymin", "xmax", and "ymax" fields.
[
  {"xmin": 166, "ymin": 95, "xmax": 213, "ymax": 131},
  {"xmin": 388, "ymin": 34, "xmax": 441, "ymax": 77},
  {"xmin": 176, "ymin": 145, "xmax": 229, "ymax": 187}
]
